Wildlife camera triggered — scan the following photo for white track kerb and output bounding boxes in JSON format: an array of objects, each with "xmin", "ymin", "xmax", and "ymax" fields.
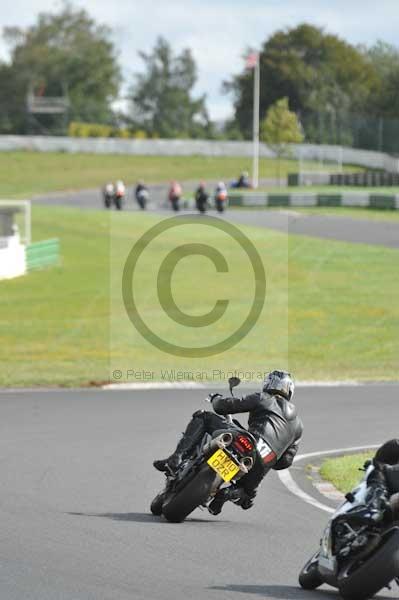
[{"xmin": 278, "ymin": 445, "xmax": 381, "ymax": 514}]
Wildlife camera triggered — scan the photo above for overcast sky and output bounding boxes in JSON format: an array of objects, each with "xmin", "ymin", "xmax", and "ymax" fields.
[{"xmin": 0, "ymin": 0, "xmax": 398, "ymax": 120}]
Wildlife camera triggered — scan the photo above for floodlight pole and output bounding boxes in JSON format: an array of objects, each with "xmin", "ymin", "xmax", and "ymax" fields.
[{"xmin": 252, "ymin": 56, "xmax": 260, "ymax": 189}]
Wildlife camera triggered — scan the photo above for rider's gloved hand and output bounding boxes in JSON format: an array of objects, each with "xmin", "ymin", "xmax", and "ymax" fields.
[{"xmin": 206, "ymin": 393, "xmax": 222, "ymax": 404}]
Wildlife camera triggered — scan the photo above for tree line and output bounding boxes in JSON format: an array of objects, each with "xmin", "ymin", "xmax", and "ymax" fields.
[{"xmin": 1, "ymin": 5, "xmax": 399, "ymax": 152}]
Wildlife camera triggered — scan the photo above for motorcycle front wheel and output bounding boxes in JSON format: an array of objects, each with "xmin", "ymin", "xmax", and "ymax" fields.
[
  {"xmin": 298, "ymin": 553, "xmax": 323, "ymax": 590},
  {"xmin": 150, "ymin": 492, "xmax": 165, "ymax": 516},
  {"xmin": 338, "ymin": 528, "xmax": 399, "ymax": 600}
]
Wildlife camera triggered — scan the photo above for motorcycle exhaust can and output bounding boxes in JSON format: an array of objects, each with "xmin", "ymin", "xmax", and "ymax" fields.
[
  {"xmin": 216, "ymin": 432, "xmax": 233, "ymax": 448},
  {"xmin": 239, "ymin": 456, "xmax": 254, "ymax": 473}
]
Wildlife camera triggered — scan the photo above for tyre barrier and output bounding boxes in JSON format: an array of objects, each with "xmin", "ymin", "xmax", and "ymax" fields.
[{"xmin": 229, "ymin": 192, "xmax": 399, "ymax": 210}]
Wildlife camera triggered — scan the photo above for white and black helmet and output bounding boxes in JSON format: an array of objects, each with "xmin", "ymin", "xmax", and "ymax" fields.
[{"xmin": 262, "ymin": 370, "xmax": 295, "ymax": 401}]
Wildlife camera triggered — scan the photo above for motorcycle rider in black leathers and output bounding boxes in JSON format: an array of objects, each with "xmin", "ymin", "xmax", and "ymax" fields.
[
  {"xmin": 194, "ymin": 182, "xmax": 209, "ymax": 213},
  {"xmin": 153, "ymin": 370, "xmax": 303, "ymax": 513},
  {"xmin": 361, "ymin": 439, "xmax": 399, "ymax": 522},
  {"xmin": 135, "ymin": 181, "xmax": 149, "ymax": 209}
]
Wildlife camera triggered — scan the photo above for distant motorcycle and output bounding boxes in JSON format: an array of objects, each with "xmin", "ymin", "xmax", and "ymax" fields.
[
  {"xmin": 299, "ymin": 461, "xmax": 399, "ymax": 599},
  {"xmin": 114, "ymin": 180, "xmax": 126, "ymax": 210},
  {"xmin": 214, "ymin": 183, "xmax": 228, "ymax": 213},
  {"xmin": 168, "ymin": 181, "xmax": 182, "ymax": 212},
  {"xmin": 136, "ymin": 187, "xmax": 149, "ymax": 210},
  {"xmin": 103, "ymin": 183, "xmax": 114, "ymax": 209},
  {"xmin": 150, "ymin": 377, "xmax": 258, "ymax": 523}
]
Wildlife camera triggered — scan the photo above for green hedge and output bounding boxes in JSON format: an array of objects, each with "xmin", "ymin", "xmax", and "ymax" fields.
[{"xmin": 68, "ymin": 122, "xmax": 147, "ymax": 139}]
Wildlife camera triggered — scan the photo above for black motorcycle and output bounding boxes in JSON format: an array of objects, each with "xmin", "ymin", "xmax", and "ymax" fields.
[
  {"xmin": 151, "ymin": 377, "xmax": 258, "ymax": 523},
  {"xmin": 136, "ymin": 187, "xmax": 149, "ymax": 210},
  {"xmin": 103, "ymin": 184, "xmax": 114, "ymax": 209},
  {"xmin": 299, "ymin": 462, "xmax": 399, "ymax": 599}
]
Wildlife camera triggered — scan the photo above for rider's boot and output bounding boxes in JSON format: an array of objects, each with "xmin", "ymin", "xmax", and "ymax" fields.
[
  {"xmin": 208, "ymin": 489, "xmax": 230, "ymax": 515},
  {"xmin": 208, "ymin": 486, "xmax": 243, "ymax": 515},
  {"xmin": 153, "ymin": 416, "xmax": 205, "ymax": 473}
]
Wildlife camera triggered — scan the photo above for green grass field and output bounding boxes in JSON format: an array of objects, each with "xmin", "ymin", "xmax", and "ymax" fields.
[
  {"xmin": 252, "ymin": 184, "xmax": 399, "ymax": 194},
  {"xmin": 0, "ymin": 151, "xmax": 361, "ymax": 199},
  {"xmin": 1, "ymin": 204, "xmax": 398, "ymax": 387},
  {"xmin": 287, "ymin": 206, "xmax": 399, "ymax": 222},
  {"xmin": 233, "ymin": 206, "xmax": 399, "ymax": 222},
  {"xmin": 320, "ymin": 452, "xmax": 374, "ymax": 492}
]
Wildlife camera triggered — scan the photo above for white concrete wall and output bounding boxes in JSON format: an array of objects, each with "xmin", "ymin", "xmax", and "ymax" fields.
[
  {"xmin": 0, "ymin": 236, "xmax": 26, "ymax": 280},
  {"xmin": 0, "ymin": 135, "xmax": 398, "ymax": 172}
]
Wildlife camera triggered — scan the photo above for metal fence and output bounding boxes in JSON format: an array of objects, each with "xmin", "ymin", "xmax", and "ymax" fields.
[{"xmin": 1, "ymin": 135, "xmax": 398, "ymax": 172}]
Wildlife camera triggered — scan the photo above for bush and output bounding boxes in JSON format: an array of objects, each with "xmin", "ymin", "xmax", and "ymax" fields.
[
  {"xmin": 69, "ymin": 121, "xmax": 131, "ymax": 138},
  {"xmin": 132, "ymin": 129, "xmax": 147, "ymax": 139},
  {"xmin": 68, "ymin": 122, "xmax": 150, "ymax": 139}
]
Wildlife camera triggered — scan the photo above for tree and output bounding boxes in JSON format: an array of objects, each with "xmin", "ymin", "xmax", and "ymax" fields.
[
  {"xmin": 129, "ymin": 37, "xmax": 211, "ymax": 138},
  {"xmin": 224, "ymin": 24, "xmax": 378, "ymax": 142},
  {"xmin": 0, "ymin": 3, "xmax": 120, "ymax": 134},
  {"xmin": 363, "ymin": 41, "xmax": 399, "ymax": 118},
  {"xmin": 260, "ymin": 97, "xmax": 304, "ymax": 181}
]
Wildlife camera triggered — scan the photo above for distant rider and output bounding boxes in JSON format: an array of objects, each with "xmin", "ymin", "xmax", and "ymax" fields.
[
  {"xmin": 135, "ymin": 181, "xmax": 149, "ymax": 210},
  {"xmin": 237, "ymin": 171, "xmax": 250, "ymax": 188},
  {"xmin": 103, "ymin": 182, "xmax": 114, "ymax": 208},
  {"xmin": 194, "ymin": 182, "xmax": 209, "ymax": 213},
  {"xmin": 214, "ymin": 181, "xmax": 228, "ymax": 212},
  {"xmin": 154, "ymin": 370, "xmax": 303, "ymax": 514},
  {"xmin": 168, "ymin": 181, "xmax": 182, "ymax": 211}
]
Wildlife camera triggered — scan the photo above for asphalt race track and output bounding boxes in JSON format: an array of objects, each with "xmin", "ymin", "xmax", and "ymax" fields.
[
  {"xmin": 35, "ymin": 187, "xmax": 399, "ymax": 248},
  {"xmin": 1, "ymin": 384, "xmax": 398, "ymax": 600}
]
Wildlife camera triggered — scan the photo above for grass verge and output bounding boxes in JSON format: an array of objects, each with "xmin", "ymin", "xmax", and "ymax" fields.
[
  {"xmin": 0, "ymin": 151, "xmax": 360, "ymax": 198},
  {"xmin": 1, "ymin": 205, "xmax": 399, "ymax": 386},
  {"xmin": 232, "ymin": 206, "xmax": 399, "ymax": 222},
  {"xmin": 319, "ymin": 452, "xmax": 375, "ymax": 493},
  {"xmin": 287, "ymin": 206, "xmax": 399, "ymax": 222}
]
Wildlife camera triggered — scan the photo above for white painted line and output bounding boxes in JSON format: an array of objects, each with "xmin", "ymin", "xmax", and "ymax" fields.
[
  {"xmin": 277, "ymin": 209, "xmax": 302, "ymax": 217},
  {"xmin": 278, "ymin": 469, "xmax": 335, "ymax": 514},
  {"xmin": 296, "ymin": 380, "xmax": 362, "ymax": 387},
  {"xmin": 104, "ymin": 380, "xmax": 371, "ymax": 391},
  {"xmin": 103, "ymin": 382, "xmax": 207, "ymax": 390},
  {"xmin": 277, "ymin": 444, "xmax": 381, "ymax": 514}
]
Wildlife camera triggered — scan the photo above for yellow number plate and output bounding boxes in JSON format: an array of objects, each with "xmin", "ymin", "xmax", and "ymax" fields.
[{"xmin": 207, "ymin": 448, "xmax": 240, "ymax": 482}]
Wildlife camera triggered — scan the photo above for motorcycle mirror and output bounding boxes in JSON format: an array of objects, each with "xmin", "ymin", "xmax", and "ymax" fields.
[{"xmin": 228, "ymin": 376, "xmax": 241, "ymax": 396}]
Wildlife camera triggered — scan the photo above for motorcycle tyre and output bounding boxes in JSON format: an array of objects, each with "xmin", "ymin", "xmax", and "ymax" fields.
[{"xmin": 162, "ymin": 464, "xmax": 217, "ymax": 523}]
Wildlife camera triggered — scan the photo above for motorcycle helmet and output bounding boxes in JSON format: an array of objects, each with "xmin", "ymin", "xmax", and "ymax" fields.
[
  {"xmin": 374, "ymin": 439, "xmax": 399, "ymax": 465},
  {"xmin": 263, "ymin": 370, "xmax": 295, "ymax": 401}
]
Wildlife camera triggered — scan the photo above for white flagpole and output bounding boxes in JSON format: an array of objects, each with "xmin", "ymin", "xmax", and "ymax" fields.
[{"xmin": 252, "ymin": 55, "xmax": 260, "ymax": 189}]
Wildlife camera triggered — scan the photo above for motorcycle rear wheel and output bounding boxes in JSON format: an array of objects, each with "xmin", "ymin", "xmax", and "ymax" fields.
[
  {"xmin": 338, "ymin": 528, "xmax": 399, "ymax": 600},
  {"xmin": 162, "ymin": 464, "xmax": 217, "ymax": 523}
]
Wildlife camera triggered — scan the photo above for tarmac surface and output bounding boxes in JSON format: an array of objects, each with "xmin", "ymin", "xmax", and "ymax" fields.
[
  {"xmin": 1, "ymin": 384, "xmax": 398, "ymax": 600},
  {"xmin": 34, "ymin": 186, "xmax": 399, "ymax": 248}
]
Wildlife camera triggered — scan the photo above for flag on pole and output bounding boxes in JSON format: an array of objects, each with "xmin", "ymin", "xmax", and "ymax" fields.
[
  {"xmin": 245, "ymin": 51, "xmax": 260, "ymax": 188},
  {"xmin": 245, "ymin": 52, "xmax": 259, "ymax": 69}
]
